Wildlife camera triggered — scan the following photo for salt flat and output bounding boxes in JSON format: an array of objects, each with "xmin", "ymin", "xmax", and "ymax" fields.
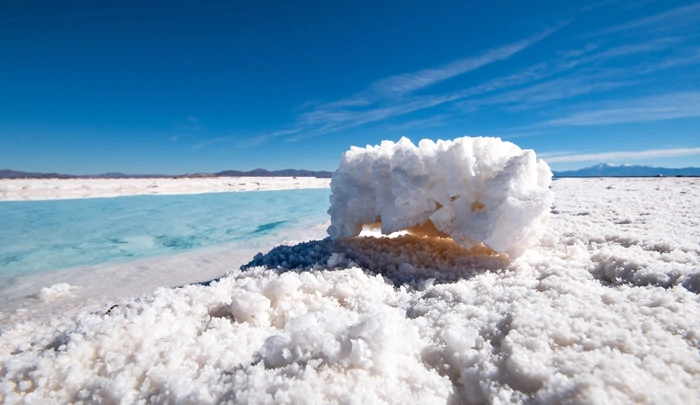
[
  {"xmin": 0, "ymin": 176, "xmax": 331, "ymax": 201},
  {"xmin": 1, "ymin": 177, "xmax": 699, "ymax": 404}
]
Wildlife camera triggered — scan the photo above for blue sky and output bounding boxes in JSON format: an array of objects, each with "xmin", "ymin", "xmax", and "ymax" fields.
[{"xmin": 1, "ymin": 0, "xmax": 699, "ymax": 174}]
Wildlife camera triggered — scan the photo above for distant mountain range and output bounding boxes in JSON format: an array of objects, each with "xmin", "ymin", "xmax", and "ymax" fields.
[
  {"xmin": 3, "ymin": 164, "xmax": 699, "ymax": 180},
  {"xmin": 553, "ymin": 164, "xmax": 700, "ymax": 177},
  {"xmin": 0, "ymin": 168, "xmax": 334, "ymax": 179}
]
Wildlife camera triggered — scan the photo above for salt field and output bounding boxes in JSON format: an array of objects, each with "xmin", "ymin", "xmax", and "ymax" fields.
[
  {"xmin": 4, "ymin": 0, "xmax": 700, "ymax": 402},
  {"xmin": 1, "ymin": 139, "xmax": 699, "ymax": 403},
  {"xmin": 0, "ymin": 177, "xmax": 331, "ymax": 201}
]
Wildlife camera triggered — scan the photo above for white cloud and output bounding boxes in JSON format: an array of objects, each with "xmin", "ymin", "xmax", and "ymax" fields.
[
  {"xmin": 367, "ymin": 27, "xmax": 558, "ymax": 99},
  {"xmin": 191, "ymin": 137, "xmax": 230, "ymax": 150},
  {"xmin": 584, "ymin": 37, "xmax": 681, "ymax": 61},
  {"xmin": 596, "ymin": 2, "xmax": 700, "ymax": 35},
  {"xmin": 459, "ymin": 73, "xmax": 636, "ymax": 112},
  {"xmin": 538, "ymin": 150, "xmax": 577, "ymax": 158},
  {"xmin": 261, "ymin": 5, "xmax": 700, "ymax": 145},
  {"xmin": 387, "ymin": 114, "xmax": 451, "ymax": 131},
  {"xmin": 412, "ymin": 37, "xmax": 680, "ymax": 118},
  {"xmin": 545, "ymin": 147, "xmax": 700, "ymax": 163},
  {"xmin": 242, "ymin": 128, "xmax": 303, "ymax": 147},
  {"xmin": 631, "ymin": 48, "xmax": 700, "ymax": 74},
  {"xmin": 543, "ymin": 92, "xmax": 700, "ymax": 126},
  {"xmin": 287, "ymin": 27, "xmax": 561, "ymax": 140}
]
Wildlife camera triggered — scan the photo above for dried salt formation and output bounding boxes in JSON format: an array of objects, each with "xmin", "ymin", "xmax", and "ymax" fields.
[{"xmin": 327, "ymin": 136, "xmax": 554, "ymax": 259}]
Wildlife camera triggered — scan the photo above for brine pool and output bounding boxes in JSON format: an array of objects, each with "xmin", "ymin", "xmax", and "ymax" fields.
[{"xmin": 0, "ymin": 188, "xmax": 330, "ymax": 279}]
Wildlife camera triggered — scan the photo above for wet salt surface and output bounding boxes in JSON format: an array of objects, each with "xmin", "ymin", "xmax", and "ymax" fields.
[{"xmin": 1, "ymin": 178, "xmax": 699, "ymax": 403}]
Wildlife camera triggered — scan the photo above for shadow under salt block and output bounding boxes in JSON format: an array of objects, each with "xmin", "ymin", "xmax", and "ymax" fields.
[{"xmin": 241, "ymin": 234, "xmax": 509, "ymax": 285}]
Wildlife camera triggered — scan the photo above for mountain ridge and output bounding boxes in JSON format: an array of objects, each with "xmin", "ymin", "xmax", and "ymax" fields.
[{"xmin": 3, "ymin": 164, "xmax": 699, "ymax": 179}]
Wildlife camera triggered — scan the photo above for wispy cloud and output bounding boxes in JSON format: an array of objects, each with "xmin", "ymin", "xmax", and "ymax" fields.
[
  {"xmin": 492, "ymin": 129, "xmax": 549, "ymax": 140},
  {"xmin": 251, "ymin": 4, "xmax": 699, "ymax": 146},
  {"xmin": 577, "ymin": 0, "xmax": 623, "ymax": 12},
  {"xmin": 386, "ymin": 114, "xmax": 451, "ymax": 131},
  {"xmin": 538, "ymin": 150, "xmax": 577, "ymax": 158},
  {"xmin": 557, "ymin": 43, "xmax": 598, "ymax": 58},
  {"xmin": 191, "ymin": 137, "xmax": 230, "ymax": 150},
  {"xmin": 293, "ymin": 31, "xmax": 699, "ymax": 142},
  {"xmin": 594, "ymin": 2, "xmax": 700, "ymax": 35},
  {"xmin": 451, "ymin": 36, "xmax": 686, "ymax": 114},
  {"xmin": 459, "ymin": 72, "xmax": 637, "ymax": 112},
  {"xmin": 544, "ymin": 147, "xmax": 700, "ymax": 163},
  {"xmin": 634, "ymin": 47, "xmax": 700, "ymax": 73},
  {"xmin": 174, "ymin": 116, "xmax": 203, "ymax": 133},
  {"xmin": 543, "ymin": 92, "xmax": 700, "ymax": 126},
  {"xmin": 291, "ymin": 27, "xmax": 691, "ymax": 141},
  {"xmin": 240, "ymin": 128, "xmax": 303, "ymax": 147},
  {"xmin": 367, "ymin": 28, "xmax": 558, "ymax": 99},
  {"xmin": 191, "ymin": 128, "xmax": 304, "ymax": 150},
  {"xmin": 286, "ymin": 27, "xmax": 561, "ymax": 141},
  {"xmin": 584, "ymin": 37, "xmax": 681, "ymax": 61}
]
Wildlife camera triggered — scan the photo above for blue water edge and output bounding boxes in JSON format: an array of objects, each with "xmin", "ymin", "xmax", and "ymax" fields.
[{"xmin": 0, "ymin": 189, "xmax": 330, "ymax": 277}]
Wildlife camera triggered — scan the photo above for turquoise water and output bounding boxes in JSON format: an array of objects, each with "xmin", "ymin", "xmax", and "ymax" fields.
[{"xmin": 0, "ymin": 189, "xmax": 330, "ymax": 277}]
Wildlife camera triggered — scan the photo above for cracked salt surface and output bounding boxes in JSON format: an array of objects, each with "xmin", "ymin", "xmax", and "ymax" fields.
[{"xmin": 1, "ymin": 178, "xmax": 699, "ymax": 404}]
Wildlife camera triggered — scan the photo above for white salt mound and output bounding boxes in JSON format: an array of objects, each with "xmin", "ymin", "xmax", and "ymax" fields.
[
  {"xmin": 327, "ymin": 136, "xmax": 554, "ymax": 259},
  {"xmin": 38, "ymin": 283, "xmax": 82, "ymax": 302}
]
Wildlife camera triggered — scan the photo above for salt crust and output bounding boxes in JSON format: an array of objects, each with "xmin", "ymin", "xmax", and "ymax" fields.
[
  {"xmin": 328, "ymin": 136, "xmax": 554, "ymax": 258},
  {"xmin": 1, "ymin": 178, "xmax": 699, "ymax": 403},
  {"xmin": 38, "ymin": 283, "xmax": 82, "ymax": 303},
  {"xmin": 242, "ymin": 234, "xmax": 510, "ymax": 285},
  {"xmin": 0, "ymin": 177, "xmax": 331, "ymax": 201}
]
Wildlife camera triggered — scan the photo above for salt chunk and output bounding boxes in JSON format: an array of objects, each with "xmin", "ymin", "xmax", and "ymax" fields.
[{"xmin": 327, "ymin": 136, "xmax": 554, "ymax": 258}]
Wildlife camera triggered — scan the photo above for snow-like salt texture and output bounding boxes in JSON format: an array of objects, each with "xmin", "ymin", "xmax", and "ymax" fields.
[
  {"xmin": 0, "ymin": 176, "xmax": 331, "ymax": 201},
  {"xmin": 1, "ymin": 178, "xmax": 699, "ymax": 404},
  {"xmin": 38, "ymin": 283, "xmax": 82, "ymax": 303},
  {"xmin": 327, "ymin": 136, "xmax": 554, "ymax": 258},
  {"xmin": 242, "ymin": 234, "xmax": 510, "ymax": 284}
]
